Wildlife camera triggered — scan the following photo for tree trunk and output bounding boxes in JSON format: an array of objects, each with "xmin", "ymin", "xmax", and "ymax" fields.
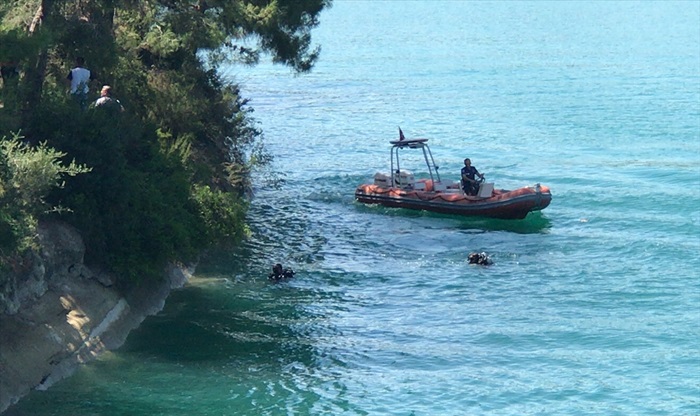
[{"xmin": 21, "ymin": 1, "xmax": 54, "ymax": 135}]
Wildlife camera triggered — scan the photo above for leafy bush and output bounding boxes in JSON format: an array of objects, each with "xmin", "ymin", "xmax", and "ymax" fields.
[
  {"xmin": 26, "ymin": 103, "xmax": 204, "ymax": 285},
  {"xmin": 0, "ymin": 132, "xmax": 89, "ymax": 266},
  {"xmin": 11, "ymin": 92, "xmax": 248, "ymax": 287},
  {"xmin": 191, "ymin": 184, "xmax": 249, "ymax": 245}
]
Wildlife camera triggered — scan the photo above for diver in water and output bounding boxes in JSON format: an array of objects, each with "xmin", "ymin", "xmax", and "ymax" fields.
[
  {"xmin": 468, "ymin": 252, "xmax": 493, "ymax": 266},
  {"xmin": 269, "ymin": 263, "xmax": 295, "ymax": 281}
]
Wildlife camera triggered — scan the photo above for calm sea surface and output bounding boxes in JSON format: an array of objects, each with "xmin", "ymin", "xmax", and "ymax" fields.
[{"xmin": 8, "ymin": 1, "xmax": 700, "ymax": 415}]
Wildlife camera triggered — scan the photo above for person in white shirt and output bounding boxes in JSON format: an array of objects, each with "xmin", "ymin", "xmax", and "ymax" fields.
[{"xmin": 67, "ymin": 57, "xmax": 91, "ymax": 110}]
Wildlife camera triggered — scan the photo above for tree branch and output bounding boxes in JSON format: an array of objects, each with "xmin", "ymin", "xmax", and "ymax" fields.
[{"xmin": 29, "ymin": 4, "xmax": 44, "ymax": 34}]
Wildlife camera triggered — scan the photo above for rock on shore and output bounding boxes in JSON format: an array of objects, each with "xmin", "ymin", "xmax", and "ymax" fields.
[{"xmin": 0, "ymin": 221, "xmax": 192, "ymax": 414}]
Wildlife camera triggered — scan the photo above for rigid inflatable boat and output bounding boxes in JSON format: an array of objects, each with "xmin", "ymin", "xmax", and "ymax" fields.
[{"xmin": 354, "ymin": 137, "xmax": 551, "ymax": 220}]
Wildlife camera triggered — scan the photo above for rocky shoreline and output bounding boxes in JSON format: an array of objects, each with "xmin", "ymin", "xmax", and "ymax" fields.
[{"xmin": 0, "ymin": 221, "xmax": 192, "ymax": 414}]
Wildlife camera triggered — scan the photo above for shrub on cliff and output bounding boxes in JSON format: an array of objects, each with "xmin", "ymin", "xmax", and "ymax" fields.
[
  {"xmin": 192, "ymin": 184, "xmax": 249, "ymax": 245},
  {"xmin": 25, "ymin": 104, "xmax": 204, "ymax": 285},
  {"xmin": 0, "ymin": 133, "xmax": 89, "ymax": 269}
]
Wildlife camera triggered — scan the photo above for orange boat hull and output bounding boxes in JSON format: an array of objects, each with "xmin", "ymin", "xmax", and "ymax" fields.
[{"xmin": 355, "ymin": 184, "xmax": 551, "ymax": 220}]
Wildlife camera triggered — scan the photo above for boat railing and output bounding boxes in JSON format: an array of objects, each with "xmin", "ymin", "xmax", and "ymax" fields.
[{"xmin": 390, "ymin": 139, "xmax": 441, "ymax": 187}]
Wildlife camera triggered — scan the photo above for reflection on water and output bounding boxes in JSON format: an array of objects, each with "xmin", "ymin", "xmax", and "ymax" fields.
[{"xmin": 355, "ymin": 203, "xmax": 553, "ymax": 234}]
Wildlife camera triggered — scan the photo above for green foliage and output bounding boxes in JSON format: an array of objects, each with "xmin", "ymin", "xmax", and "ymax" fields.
[
  {"xmin": 0, "ymin": 28, "xmax": 46, "ymax": 64},
  {"xmin": 0, "ymin": 132, "xmax": 90, "ymax": 256},
  {"xmin": 0, "ymin": 26, "xmax": 51, "ymax": 130},
  {"xmin": 1, "ymin": 135, "xmax": 90, "ymax": 210},
  {"xmin": 192, "ymin": 184, "xmax": 249, "ymax": 245},
  {"xmin": 0, "ymin": 0, "xmax": 331, "ymax": 288},
  {"xmin": 24, "ymin": 100, "xmax": 202, "ymax": 284},
  {"xmin": 157, "ymin": 128, "xmax": 192, "ymax": 165}
]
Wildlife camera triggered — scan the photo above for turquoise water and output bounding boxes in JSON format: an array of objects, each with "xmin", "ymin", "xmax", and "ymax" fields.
[{"xmin": 8, "ymin": 1, "xmax": 700, "ymax": 415}]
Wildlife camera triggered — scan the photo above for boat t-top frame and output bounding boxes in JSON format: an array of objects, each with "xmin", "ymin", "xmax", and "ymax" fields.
[{"xmin": 389, "ymin": 138, "xmax": 441, "ymax": 186}]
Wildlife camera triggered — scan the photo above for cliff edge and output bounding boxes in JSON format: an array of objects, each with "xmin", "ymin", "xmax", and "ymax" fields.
[{"xmin": 0, "ymin": 221, "xmax": 192, "ymax": 413}]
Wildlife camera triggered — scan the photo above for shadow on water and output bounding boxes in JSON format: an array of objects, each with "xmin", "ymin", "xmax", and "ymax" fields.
[
  {"xmin": 120, "ymin": 282, "xmax": 331, "ymax": 366},
  {"xmin": 6, "ymin": 279, "xmax": 345, "ymax": 416},
  {"xmin": 355, "ymin": 203, "xmax": 552, "ymax": 234},
  {"xmin": 451, "ymin": 211, "xmax": 553, "ymax": 234}
]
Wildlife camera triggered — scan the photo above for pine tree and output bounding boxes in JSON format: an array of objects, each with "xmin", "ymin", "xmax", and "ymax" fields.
[{"xmin": 0, "ymin": 0, "xmax": 331, "ymax": 283}]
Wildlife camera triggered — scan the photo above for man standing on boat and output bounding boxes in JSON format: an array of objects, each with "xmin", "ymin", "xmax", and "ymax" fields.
[{"xmin": 461, "ymin": 158, "xmax": 485, "ymax": 196}]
